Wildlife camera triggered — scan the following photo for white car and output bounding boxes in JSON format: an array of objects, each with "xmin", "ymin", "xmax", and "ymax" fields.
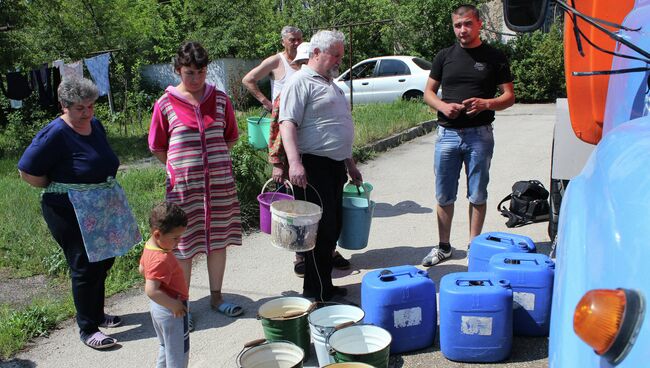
[{"xmin": 334, "ymin": 56, "xmax": 433, "ymax": 104}]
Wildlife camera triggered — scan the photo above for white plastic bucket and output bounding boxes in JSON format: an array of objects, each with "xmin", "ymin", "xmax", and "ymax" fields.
[
  {"xmin": 237, "ymin": 340, "xmax": 304, "ymax": 368},
  {"xmin": 271, "ymin": 200, "xmax": 322, "ymax": 252},
  {"xmin": 308, "ymin": 305, "xmax": 365, "ymax": 367}
]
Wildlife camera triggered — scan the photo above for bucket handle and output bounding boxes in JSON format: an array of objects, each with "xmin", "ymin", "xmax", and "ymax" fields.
[
  {"xmin": 260, "ymin": 178, "xmax": 295, "ymax": 197},
  {"xmin": 334, "ymin": 321, "xmax": 356, "ymax": 331},
  {"xmin": 236, "ymin": 338, "xmax": 267, "ymax": 367},
  {"xmin": 236, "ymin": 339, "xmax": 299, "ymax": 367},
  {"xmin": 302, "ymin": 183, "xmax": 324, "ymax": 209},
  {"xmin": 327, "ymin": 322, "xmax": 377, "ymax": 360},
  {"xmin": 344, "ymin": 181, "xmax": 372, "ymax": 210},
  {"xmin": 256, "ymin": 301, "xmax": 317, "ymax": 320},
  {"xmin": 325, "ymin": 321, "xmax": 358, "ymax": 356},
  {"xmin": 253, "ymin": 110, "xmax": 268, "ymax": 125}
]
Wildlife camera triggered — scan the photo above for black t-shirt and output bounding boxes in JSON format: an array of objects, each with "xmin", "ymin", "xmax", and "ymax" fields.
[{"xmin": 430, "ymin": 43, "xmax": 513, "ymax": 128}]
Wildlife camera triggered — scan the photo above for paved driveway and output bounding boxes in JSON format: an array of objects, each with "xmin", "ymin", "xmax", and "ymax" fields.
[{"xmin": 3, "ymin": 104, "xmax": 556, "ymax": 368}]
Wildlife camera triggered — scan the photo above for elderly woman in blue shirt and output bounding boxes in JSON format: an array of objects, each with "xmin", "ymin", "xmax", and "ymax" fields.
[{"xmin": 18, "ymin": 77, "xmax": 128, "ymax": 350}]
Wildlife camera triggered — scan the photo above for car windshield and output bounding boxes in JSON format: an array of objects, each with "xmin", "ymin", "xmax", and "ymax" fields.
[{"xmin": 412, "ymin": 58, "xmax": 432, "ymax": 70}]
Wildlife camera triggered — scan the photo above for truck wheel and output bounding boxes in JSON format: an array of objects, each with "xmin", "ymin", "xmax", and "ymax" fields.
[{"xmin": 548, "ymin": 178, "xmax": 569, "ymax": 239}]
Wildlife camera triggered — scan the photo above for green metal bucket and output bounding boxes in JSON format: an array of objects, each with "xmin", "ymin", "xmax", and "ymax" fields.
[
  {"xmin": 328, "ymin": 325, "xmax": 392, "ymax": 368},
  {"xmin": 323, "ymin": 363, "xmax": 375, "ymax": 367},
  {"xmin": 247, "ymin": 116, "xmax": 272, "ymax": 149},
  {"xmin": 258, "ymin": 297, "xmax": 315, "ymax": 361}
]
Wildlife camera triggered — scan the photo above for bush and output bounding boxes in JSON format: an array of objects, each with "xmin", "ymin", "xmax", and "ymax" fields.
[
  {"xmin": 230, "ymin": 139, "xmax": 269, "ymax": 231},
  {"xmin": 506, "ymin": 25, "xmax": 566, "ymax": 102},
  {"xmin": 0, "ymin": 97, "xmax": 56, "ymax": 157}
]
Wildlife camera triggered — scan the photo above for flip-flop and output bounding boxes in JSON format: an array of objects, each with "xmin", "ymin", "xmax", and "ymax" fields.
[{"xmin": 213, "ymin": 301, "xmax": 244, "ymax": 317}]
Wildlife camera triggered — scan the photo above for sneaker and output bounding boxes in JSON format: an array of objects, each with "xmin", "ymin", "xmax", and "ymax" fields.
[
  {"xmin": 332, "ymin": 252, "xmax": 351, "ymax": 270},
  {"xmin": 81, "ymin": 331, "xmax": 117, "ymax": 350},
  {"xmin": 99, "ymin": 314, "xmax": 122, "ymax": 328},
  {"xmin": 293, "ymin": 260, "xmax": 305, "ymax": 278},
  {"xmin": 421, "ymin": 246, "xmax": 453, "ymax": 267}
]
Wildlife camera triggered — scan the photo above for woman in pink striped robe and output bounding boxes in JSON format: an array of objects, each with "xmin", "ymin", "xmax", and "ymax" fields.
[{"xmin": 149, "ymin": 42, "xmax": 243, "ymax": 323}]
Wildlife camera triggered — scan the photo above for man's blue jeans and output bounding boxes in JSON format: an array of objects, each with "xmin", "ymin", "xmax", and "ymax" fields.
[{"xmin": 434, "ymin": 125, "xmax": 495, "ymax": 206}]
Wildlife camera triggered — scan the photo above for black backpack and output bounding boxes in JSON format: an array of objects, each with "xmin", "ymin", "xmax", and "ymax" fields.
[{"xmin": 497, "ymin": 180, "xmax": 550, "ymax": 228}]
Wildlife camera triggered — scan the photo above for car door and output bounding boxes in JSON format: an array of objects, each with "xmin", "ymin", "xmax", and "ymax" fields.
[
  {"xmin": 372, "ymin": 59, "xmax": 412, "ymax": 102},
  {"xmin": 336, "ymin": 60, "xmax": 377, "ymax": 104}
]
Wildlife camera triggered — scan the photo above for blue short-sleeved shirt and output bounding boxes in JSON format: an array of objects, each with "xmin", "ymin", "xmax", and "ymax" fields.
[{"xmin": 18, "ymin": 117, "xmax": 119, "ymax": 184}]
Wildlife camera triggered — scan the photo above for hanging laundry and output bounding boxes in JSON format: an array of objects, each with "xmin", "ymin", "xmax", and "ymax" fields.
[
  {"xmin": 52, "ymin": 59, "xmax": 66, "ymax": 81},
  {"xmin": 84, "ymin": 53, "xmax": 111, "ymax": 96},
  {"xmin": 30, "ymin": 64, "xmax": 57, "ymax": 107},
  {"xmin": 62, "ymin": 60, "xmax": 83, "ymax": 80},
  {"xmin": 0, "ymin": 71, "xmax": 32, "ymax": 101}
]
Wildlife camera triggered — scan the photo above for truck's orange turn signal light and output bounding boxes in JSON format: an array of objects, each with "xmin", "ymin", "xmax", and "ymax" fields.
[{"xmin": 573, "ymin": 288, "xmax": 644, "ymax": 364}]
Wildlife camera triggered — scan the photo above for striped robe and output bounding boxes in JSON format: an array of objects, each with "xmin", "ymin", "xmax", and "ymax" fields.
[{"xmin": 149, "ymin": 84, "xmax": 241, "ymax": 259}]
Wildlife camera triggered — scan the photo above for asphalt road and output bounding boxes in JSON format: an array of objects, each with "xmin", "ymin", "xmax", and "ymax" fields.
[{"xmin": 2, "ymin": 103, "xmax": 556, "ymax": 368}]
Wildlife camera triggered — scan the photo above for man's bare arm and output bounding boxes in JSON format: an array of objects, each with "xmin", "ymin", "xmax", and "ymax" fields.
[{"xmin": 242, "ymin": 55, "xmax": 281, "ymax": 111}]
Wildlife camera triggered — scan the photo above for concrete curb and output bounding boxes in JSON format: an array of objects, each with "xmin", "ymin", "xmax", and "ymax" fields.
[{"xmin": 363, "ymin": 119, "xmax": 437, "ymax": 153}]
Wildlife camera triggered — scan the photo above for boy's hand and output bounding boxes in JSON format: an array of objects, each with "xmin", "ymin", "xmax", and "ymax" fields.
[{"xmin": 171, "ymin": 300, "xmax": 187, "ymax": 317}]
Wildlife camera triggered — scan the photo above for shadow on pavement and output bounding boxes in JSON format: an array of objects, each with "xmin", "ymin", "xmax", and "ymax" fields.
[
  {"xmin": 109, "ymin": 311, "xmax": 157, "ymax": 343},
  {"xmin": 0, "ymin": 359, "xmax": 36, "ymax": 368},
  {"xmin": 338, "ymin": 245, "xmax": 437, "ymax": 273},
  {"xmin": 373, "ymin": 201, "xmax": 432, "ymax": 218},
  {"xmin": 186, "ymin": 293, "xmax": 261, "ymax": 331},
  {"xmin": 534, "ymin": 240, "xmax": 553, "ymax": 256}
]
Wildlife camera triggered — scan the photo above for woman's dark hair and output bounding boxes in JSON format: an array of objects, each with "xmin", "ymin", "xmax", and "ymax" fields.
[
  {"xmin": 174, "ymin": 41, "xmax": 209, "ymax": 71},
  {"xmin": 149, "ymin": 202, "xmax": 188, "ymax": 234}
]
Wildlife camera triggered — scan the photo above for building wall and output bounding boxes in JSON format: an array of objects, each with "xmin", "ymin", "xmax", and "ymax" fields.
[{"xmin": 141, "ymin": 58, "xmax": 264, "ymax": 95}]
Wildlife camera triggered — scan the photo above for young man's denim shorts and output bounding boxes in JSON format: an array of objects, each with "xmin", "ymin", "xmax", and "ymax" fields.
[{"xmin": 434, "ymin": 124, "xmax": 494, "ymax": 206}]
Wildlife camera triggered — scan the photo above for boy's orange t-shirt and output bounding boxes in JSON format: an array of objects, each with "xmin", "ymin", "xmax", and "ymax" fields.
[{"xmin": 139, "ymin": 247, "xmax": 189, "ymax": 301}]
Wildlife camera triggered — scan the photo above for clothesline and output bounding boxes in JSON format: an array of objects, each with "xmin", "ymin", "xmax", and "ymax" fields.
[{"xmin": 1, "ymin": 52, "xmax": 114, "ymax": 111}]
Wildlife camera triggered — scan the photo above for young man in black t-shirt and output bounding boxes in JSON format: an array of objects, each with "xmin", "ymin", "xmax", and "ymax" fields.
[{"xmin": 421, "ymin": 4, "xmax": 515, "ymax": 266}]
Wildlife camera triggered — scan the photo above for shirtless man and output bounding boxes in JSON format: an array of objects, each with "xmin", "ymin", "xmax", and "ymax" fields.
[{"xmin": 242, "ymin": 26, "xmax": 303, "ymax": 111}]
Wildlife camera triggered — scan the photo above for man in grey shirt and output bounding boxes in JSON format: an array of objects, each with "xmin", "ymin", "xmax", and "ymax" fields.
[{"xmin": 279, "ymin": 29, "xmax": 363, "ymax": 301}]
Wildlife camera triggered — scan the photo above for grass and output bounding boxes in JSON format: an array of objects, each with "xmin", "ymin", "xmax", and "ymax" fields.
[
  {"xmin": 235, "ymin": 99, "xmax": 434, "ymax": 147},
  {"xmin": 0, "ymin": 297, "xmax": 74, "ymax": 360},
  {"xmin": 351, "ymin": 100, "xmax": 434, "ymax": 146},
  {"xmin": 0, "ymin": 99, "xmax": 435, "ymax": 358}
]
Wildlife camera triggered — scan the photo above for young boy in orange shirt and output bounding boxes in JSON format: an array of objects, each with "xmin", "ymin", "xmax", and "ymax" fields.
[{"xmin": 139, "ymin": 202, "xmax": 189, "ymax": 368}]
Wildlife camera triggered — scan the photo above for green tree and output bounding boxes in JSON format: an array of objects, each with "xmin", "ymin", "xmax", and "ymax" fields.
[
  {"xmin": 0, "ymin": 0, "xmax": 30, "ymax": 72},
  {"xmin": 508, "ymin": 25, "xmax": 565, "ymax": 102},
  {"xmin": 392, "ymin": 0, "xmax": 468, "ymax": 60}
]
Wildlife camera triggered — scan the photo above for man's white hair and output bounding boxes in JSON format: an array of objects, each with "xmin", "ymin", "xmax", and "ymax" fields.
[
  {"xmin": 281, "ymin": 26, "xmax": 302, "ymax": 39},
  {"xmin": 309, "ymin": 30, "xmax": 345, "ymax": 55}
]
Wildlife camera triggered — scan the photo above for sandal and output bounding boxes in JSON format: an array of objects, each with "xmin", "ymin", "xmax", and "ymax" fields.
[
  {"xmin": 212, "ymin": 301, "xmax": 244, "ymax": 317},
  {"xmin": 99, "ymin": 314, "xmax": 122, "ymax": 328},
  {"xmin": 82, "ymin": 331, "xmax": 117, "ymax": 349}
]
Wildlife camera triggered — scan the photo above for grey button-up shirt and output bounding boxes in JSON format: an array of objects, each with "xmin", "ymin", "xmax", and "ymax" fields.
[{"xmin": 279, "ymin": 65, "xmax": 354, "ymax": 161}]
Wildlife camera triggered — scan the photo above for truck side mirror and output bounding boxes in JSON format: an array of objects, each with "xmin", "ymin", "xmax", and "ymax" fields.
[{"xmin": 503, "ymin": 0, "xmax": 550, "ymax": 32}]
